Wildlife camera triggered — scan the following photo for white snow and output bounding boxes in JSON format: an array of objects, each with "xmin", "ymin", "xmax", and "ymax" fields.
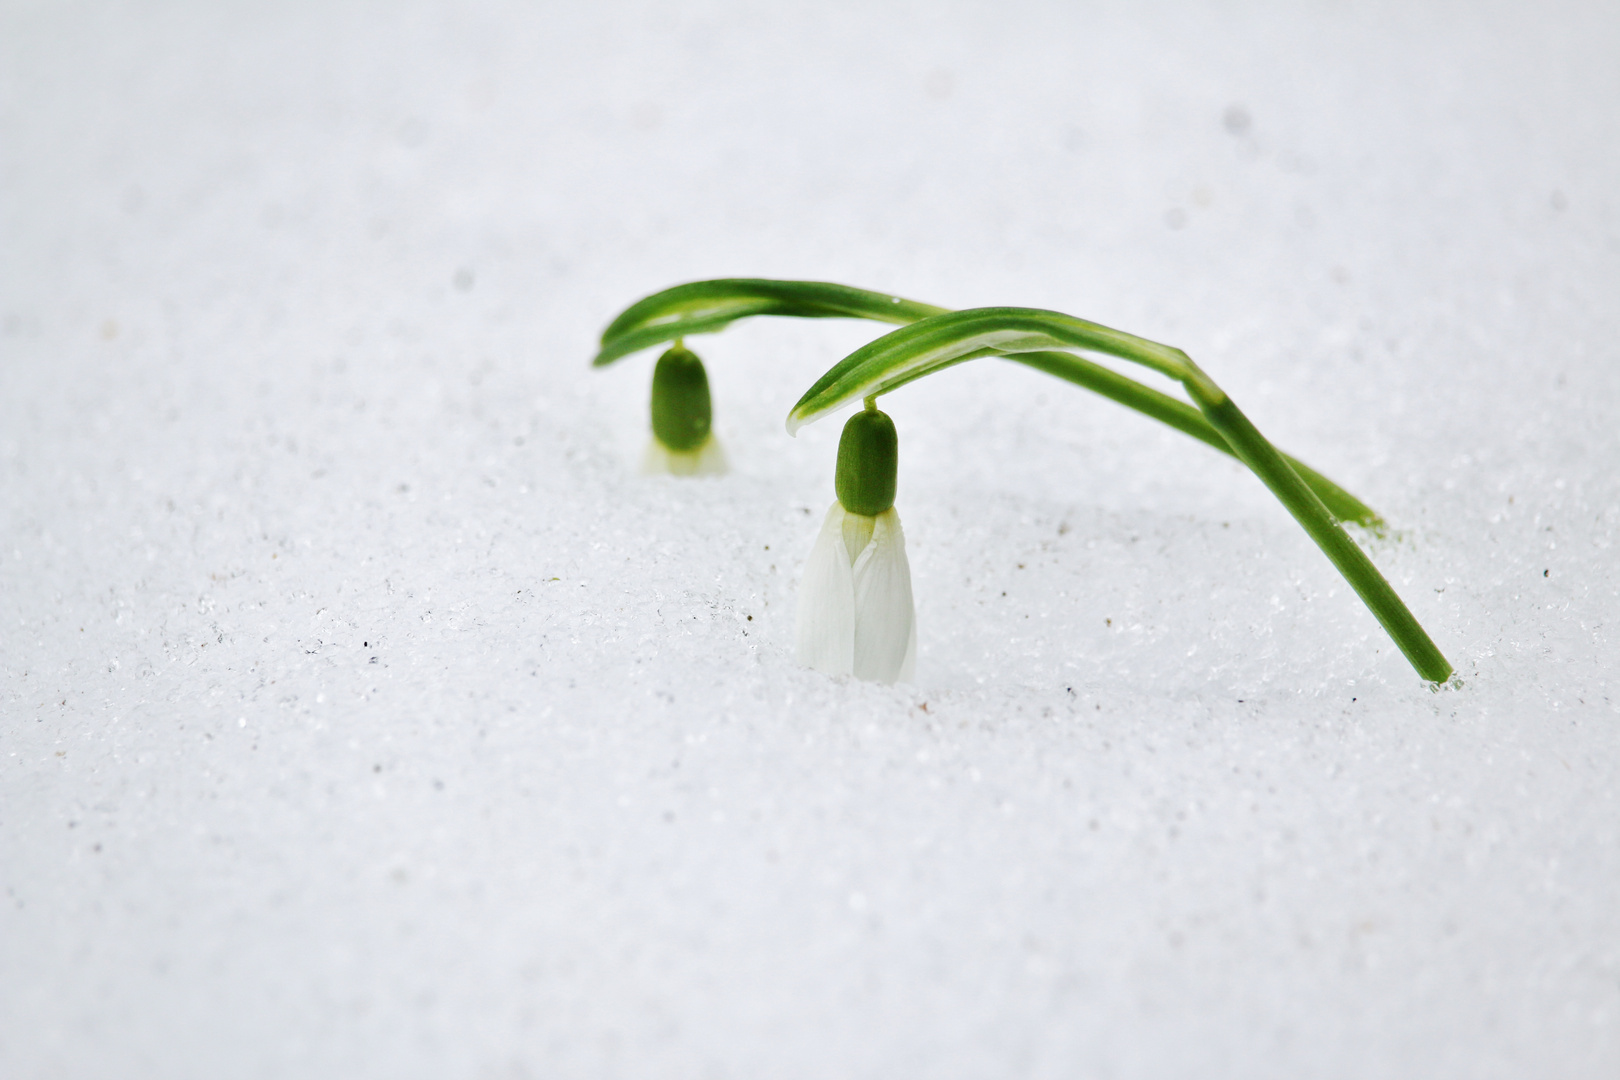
[{"xmin": 3, "ymin": 1, "xmax": 1617, "ymax": 1077}]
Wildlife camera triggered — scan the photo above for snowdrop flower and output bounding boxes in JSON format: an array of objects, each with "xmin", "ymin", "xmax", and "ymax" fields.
[
  {"xmin": 795, "ymin": 403, "xmax": 916, "ymax": 683},
  {"xmin": 642, "ymin": 342, "xmax": 727, "ymax": 476}
]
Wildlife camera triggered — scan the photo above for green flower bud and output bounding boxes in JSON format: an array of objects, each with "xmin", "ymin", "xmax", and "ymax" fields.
[
  {"xmin": 835, "ymin": 403, "xmax": 898, "ymax": 517},
  {"xmin": 650, "ymin": 343, "xmax": 712, "ymax": 452}
]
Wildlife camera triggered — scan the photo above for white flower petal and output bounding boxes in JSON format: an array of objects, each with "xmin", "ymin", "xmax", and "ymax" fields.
[
  {"xmin": 641, "ymin": 434, "xmax": 728, "ymax": 476},
  {"xmin": 850, "ymin": 506, "xmax": 916, "ymax": 684},
  {"xmin": 692, "ymin": 435, "xmax": 728, "ymax": 474},
  {"xmin": 795, "ymin": 502, "xmax": 856, "ymax": 675},
  {"xmin": 899, "ymin": 596, "xmax": 917, "ymax": 684}
]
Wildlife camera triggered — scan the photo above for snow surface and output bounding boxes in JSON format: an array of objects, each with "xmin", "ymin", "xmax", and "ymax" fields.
[{"xmin": 3, "ymin": 1, "xmax": 1618, "ymax": 1076}]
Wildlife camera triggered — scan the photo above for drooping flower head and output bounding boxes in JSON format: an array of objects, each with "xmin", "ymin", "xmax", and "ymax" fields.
[
  {"xmin": 795, "ymin": 403, "xmax": 916, "ymax": 684},
  {"xmin": 643, "ymin": 342, "xmax": 726, "ymax": 475}
]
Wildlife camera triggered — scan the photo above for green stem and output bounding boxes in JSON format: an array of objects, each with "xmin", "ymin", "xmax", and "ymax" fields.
[{"xmin": 1197, "ymin": 391, "xmax": 1452, "ymax": 682}]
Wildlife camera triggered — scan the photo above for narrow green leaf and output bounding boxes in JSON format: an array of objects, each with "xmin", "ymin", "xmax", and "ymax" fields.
[
  {"xmin": 787, "ymin": 308, "xmax": 1190, "ymax": 432},
  {"xmin": 594, "ymin": 279, "xmax": 946, "ymax": 366}
]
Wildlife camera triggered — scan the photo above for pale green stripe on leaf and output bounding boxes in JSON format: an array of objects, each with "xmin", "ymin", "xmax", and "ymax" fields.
[
  {"xmin": 595, "ymin": 279, "xmax": 946, "ymax": 366},
  {"xmin": 788, "ymin": 308, "xmax": 1196, "ymax": 432}
]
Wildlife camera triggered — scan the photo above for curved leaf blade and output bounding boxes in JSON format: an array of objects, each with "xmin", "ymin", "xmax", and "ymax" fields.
[
  {"xmin": 787, "ymin": 307, "xmax": 1189, "ymax": 433},
  {"xmin": 594, "ymin": 278, "xmax": 947, "ymax": 366}
]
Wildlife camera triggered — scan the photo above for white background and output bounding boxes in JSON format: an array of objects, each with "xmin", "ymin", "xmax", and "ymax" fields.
[{"xmin": 3, "ymin": 1, "xmax": 1617, "ymax": 1076}]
